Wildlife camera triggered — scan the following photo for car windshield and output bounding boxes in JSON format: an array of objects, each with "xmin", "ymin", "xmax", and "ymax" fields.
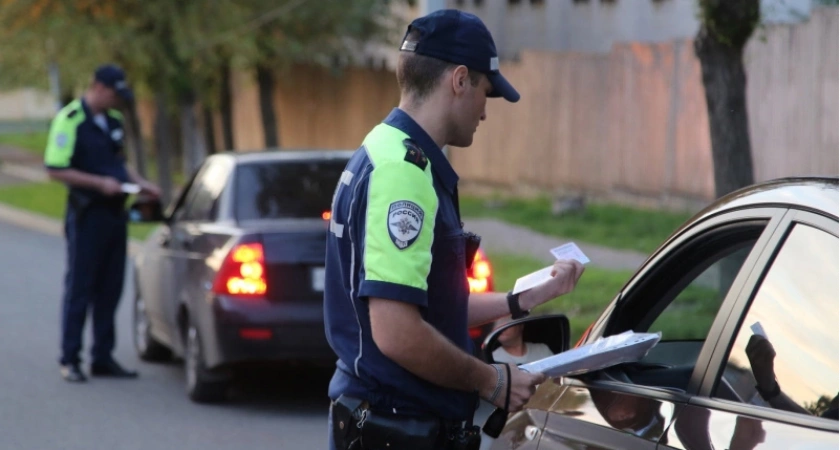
[{"xmin": 234, "ymin": 159, "xmax": 346, "ymax": 221}]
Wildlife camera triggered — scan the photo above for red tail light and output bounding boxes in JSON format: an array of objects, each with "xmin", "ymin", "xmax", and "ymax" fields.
[
  {"xmin": 322, "ymin": 211, "xmax": 332, "ymax": 220},
  {"xmin": 212, "ymin": 242, "xmax": 268, "ymax": 297},
  {"xmin": 468, "ymin": 248, "xmax": 493, "ymax": 293}
]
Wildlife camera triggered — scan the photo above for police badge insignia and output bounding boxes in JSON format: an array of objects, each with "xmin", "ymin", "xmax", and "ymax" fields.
[
  {"xmin": 56, "ymin": 133, "xmax": 68, "ymax": 148},
  {"xmin": 388, "ymin": 200, "xmax": 424, "ymax": 249}
]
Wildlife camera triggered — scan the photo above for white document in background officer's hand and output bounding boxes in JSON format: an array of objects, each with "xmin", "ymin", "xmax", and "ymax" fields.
[
  {"xmin": 121, "ymin": 183, "xmax": 141, "ymax": 194},
  {"xmin": 511, "ymin": 242, "xmax": 590, "ymax": 295}
]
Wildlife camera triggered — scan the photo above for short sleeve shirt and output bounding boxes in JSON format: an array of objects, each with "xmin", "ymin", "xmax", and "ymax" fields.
[
  {"xmin": 323, "ymin": 108, "xmax": 475, "ymax": 420},
  {"xmin": 44, "ymin": 99, "xmax": 130, "ymax": 201}
]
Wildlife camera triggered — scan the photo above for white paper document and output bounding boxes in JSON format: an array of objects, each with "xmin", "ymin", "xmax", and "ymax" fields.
[
  {"xmin": 750, "ymin": 321, "xmax": 768, "ymax": 339},
  {"xmin": 121, "ymin": 183, "xmax": 141, "ymax": 194},
  {"xmin": 550, "ymin": 242, "xmax": 590, "ymax": 265},
  {"xmin": 519, "ymin": 331, "xmax": 661, "ymax": 378},
  {"xmin": 511, "ymin": 265, "xmax": 556, "ymax": 295}
]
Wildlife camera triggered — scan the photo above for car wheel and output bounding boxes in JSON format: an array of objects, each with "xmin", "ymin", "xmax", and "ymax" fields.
[
  {"xmin": 133, "ymin": 289, "xmax": 172, "ymax": 362},
  {"xmin": 185, "ymin": 323, "xmax": 229, "ymax": 403}
]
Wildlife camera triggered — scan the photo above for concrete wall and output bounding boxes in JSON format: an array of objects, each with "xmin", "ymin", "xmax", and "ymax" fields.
[
  {"xmin": 0, "ymin": 89, "xmax": 56, "ymax": 121},
  {"xmin": 450, "ymin": 6, "xmax": 838, "ymax": 206},
  {"xmin": 446, "ymin": 0, "xmax": 816, "ymax": 57}
]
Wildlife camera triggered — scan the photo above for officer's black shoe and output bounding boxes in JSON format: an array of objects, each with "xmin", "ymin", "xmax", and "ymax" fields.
[
  {"xmin": 90, "ymin": 360, "xmax": 139, "ymax": 378},
  {"xmin": 60, "ymin": 363, "xmax": 87, "ymax": 383}
]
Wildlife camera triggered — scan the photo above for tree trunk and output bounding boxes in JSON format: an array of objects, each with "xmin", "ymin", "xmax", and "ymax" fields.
[
  {"xmin": 154, "ymin": 92, "xmax": 174, "ymax": 206},
  {"xmin": 179, "ymin": 89, "xmax": 206, "ymax": 178},
  {"xmin": 220, "ymin": 63, "xmax": 235, "ymax": 150},
  {"xmin": 123, "ymin": 100, "xmax": 147, "ymax": 178},
  {"xmin": 694, "ymin": 0, "xmax": 759, "ymax": 199},
  {"xmin": 257, "ymin": 65, "xmax": 279, "ymax": 149},
  {"xmin": 202, "ymin": 105, "xmax": 217, "ymax": 154}
]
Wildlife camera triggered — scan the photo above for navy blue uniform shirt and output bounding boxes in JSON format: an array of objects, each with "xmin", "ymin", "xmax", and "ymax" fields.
[
  {"xmin": 324, "ymin": 108, "xmax": 476, "ymax": 421},
  {"xmin": 44, "ymin": 99, "xmax": 130, "ymax": 204}
]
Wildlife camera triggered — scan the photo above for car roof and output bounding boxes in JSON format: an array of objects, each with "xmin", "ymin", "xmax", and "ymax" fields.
[
  {"xmin": 693, "ymin": 176, "xmax": 839, "ymax": 222},
  {"xmin": 212, "ymin": 149, "xmax": 356, "ymax": 165}
]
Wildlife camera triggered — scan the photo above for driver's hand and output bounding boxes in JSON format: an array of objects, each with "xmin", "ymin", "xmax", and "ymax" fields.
[
  {"xmin": 487, "ymin": 364, "xmax": 547, "ymax": 412},
  {"xmin": 746, "ymin": 334, "xmax": 776, "ymax": 391}
]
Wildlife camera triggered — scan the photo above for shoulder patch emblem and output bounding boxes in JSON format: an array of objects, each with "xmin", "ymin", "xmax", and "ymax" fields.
[
  {"xmin": 388, "ymin": 200, "xmax": 424, "ymax": 250},
  {"xmin": 403, "ymin": 139, "xmax": 428, "ymax": 171},
  {"xmin": 55, "ymin": 133, "xmax": 68, "ymax": 148}
]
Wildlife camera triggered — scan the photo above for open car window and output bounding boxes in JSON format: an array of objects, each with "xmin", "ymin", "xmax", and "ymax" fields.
[{"xmin": 600, "ymin": 220, "xmax": 768, "ymax": 392}]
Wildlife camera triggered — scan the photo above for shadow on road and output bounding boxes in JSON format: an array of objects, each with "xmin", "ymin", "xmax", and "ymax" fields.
[{"xmin": 193, "ymin": 365, "xmax": 336, "ymax": 415}]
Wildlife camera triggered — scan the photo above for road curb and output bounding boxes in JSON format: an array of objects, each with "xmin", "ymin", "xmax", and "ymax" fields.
[
  {"xmin": 0, "ymin": 163, "xmax": 49, "ymax": 183},
  {"xmin": 0, "ymin": 203, "xmax": 144, "ymax": 254}
]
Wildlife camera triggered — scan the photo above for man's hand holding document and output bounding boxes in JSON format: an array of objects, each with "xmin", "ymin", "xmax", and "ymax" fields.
[
  {"xmin": 508, "ymin": 243, "xmax": 662, "ymax": 378},
  {"xmin": 512, "ymin": 242, "xmax": 590, "ymax": 295}
]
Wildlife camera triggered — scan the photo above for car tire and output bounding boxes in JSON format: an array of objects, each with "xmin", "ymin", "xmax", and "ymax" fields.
[
  {"xmin": 133, "ymin": 289, "xmax": 172, "ymax": 362},
  {"xmin": 185, "ymin": 322, "xmax": 229, "ymax": 403}
]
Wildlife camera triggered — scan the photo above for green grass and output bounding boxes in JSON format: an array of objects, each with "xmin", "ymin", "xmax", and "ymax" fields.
[
  {"xmin": 0, "ymin": 131, "xmax": 49, "ymax": 155},
  {"xmin": 0, "ymin": 131, "xmax": 186, "ymax": 186},
  {"xmin": 462, "ymin": 196, "xmax": 695, "ymax": 254},
  {"xmin": 0, "ymin": 181, "xmax": 160, "ymax": 241},
  {"xmin": 486, "ymin": 251, "xmax": 721, "ymax": 344},
  {"xmin": 486, "ymin": 250, "xmax": 634, "ymax": 343}
]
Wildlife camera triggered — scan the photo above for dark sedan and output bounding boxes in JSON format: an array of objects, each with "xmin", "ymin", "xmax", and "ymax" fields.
[
  {"xmin": 130, "ymin": 150, "xmax": 496, "ymax": 403},
  {"xmin": 483, "ymin": 177, "xmax": 838, "ymax": 449}
]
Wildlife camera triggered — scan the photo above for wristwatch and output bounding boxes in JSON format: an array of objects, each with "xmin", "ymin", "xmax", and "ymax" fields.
[{"xmin": 506, "ymin": 291, "xmax": 529, "ymax": 319}]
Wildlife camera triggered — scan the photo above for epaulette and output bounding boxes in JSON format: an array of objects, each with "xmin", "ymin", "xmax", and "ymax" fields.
[{"xmin": 403, "ymin": 139, "xmax": 428, "ymax": 171}]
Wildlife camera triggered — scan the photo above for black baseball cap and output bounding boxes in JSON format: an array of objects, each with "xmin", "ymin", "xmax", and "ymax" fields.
[
  {"xmin": 400, "ymin": 9, "xmax": 519, "ymax": 103},
  {"xmin": 94, "ymin": 64, "xmax": 134, "ymax": 102}
]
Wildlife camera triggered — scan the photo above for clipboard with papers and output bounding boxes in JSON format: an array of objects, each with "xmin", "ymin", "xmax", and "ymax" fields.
[{"xmin": 518, "ymin": 330, "xmax": 662, "ymax": 378}]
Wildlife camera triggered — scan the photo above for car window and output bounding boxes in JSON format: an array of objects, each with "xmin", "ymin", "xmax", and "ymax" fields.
[
  {"xmin": 648, "ymin": 246, "xmax": 753, "ymax": 341},
  {"xmin": 179, "ymin": 159, "xmax": 231, "ymax": 222},
  {"xmin": 603, "ymin": 221, "xmax": 766, "ymax": 391},
  {"xmin": 714, "ymin": 223, "xmax": 838, "ymax": 420},
  {"xmin": 234, "ymin": 160, "xmax": 346, "ymax": 221}
]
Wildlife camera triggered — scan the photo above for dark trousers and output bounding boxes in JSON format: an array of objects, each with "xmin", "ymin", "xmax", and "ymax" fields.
[{"xmin": 60, "ymin": 204, "xmax": 127, "ymax": 366}]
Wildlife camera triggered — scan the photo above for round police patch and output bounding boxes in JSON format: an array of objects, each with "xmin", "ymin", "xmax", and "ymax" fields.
[
  {"xmin": 388, "ymin": 200, "xmax": 424, "ymax": 250},
  {"xmin": 55, "ymin": 133, "xmax": 67, "ymax": 148},
  {"xmin": 111, "ymin": 128, "xmax": 124, "ymax": 142}
]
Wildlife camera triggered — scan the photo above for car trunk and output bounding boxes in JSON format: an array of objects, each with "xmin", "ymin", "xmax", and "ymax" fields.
[{"xmin": 240, "ymin": 219, "xmax": 328, "ymax": 303}]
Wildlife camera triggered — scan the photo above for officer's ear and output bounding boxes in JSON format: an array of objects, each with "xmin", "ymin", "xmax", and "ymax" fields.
[{"xmin": 451, "ymin": 65, "xmax": 470, "ymax": 96}]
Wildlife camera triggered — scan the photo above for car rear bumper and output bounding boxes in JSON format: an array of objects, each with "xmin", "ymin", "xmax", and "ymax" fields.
[{"xmin": 200, "ymin": 295, "xmax": 335, "ymax": 368}]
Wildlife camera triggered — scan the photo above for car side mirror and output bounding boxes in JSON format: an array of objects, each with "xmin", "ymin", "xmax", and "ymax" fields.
[
  {"xmin": 128, "ymin": 197, "xmax": 167, "ymax": 223},
  {"xmin": 481, "ymin": 314, "xmax": 571, "ymax": 364}
]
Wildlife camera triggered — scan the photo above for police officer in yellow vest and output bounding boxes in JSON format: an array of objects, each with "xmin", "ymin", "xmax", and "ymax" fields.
[
  {"xmin": 323, "ymin": 10, "xmax": 585, "ymax": 449},
  {"xmin": 44, "ymin": 64, "xmax": 161, "ymax": 382}
]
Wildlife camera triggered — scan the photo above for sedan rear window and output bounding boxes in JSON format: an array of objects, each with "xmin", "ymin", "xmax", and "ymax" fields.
[{"xmin": 234, "ymin": 160, "xmax": 346, "ymax": 220}]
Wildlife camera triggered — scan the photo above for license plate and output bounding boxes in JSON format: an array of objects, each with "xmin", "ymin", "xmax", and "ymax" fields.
[{"xmin": 311, "ymin": 267, "xmax": 326, "ymax": 292}]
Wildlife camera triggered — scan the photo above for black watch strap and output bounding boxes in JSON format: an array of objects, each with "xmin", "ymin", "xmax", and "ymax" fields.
[
  {"xmin": 756, "ymin": 382, "xmax": 781, "ymax": 401},
  {"xmin": 507, "ymin": 291, "xmax": 529, "ymax": 319}
]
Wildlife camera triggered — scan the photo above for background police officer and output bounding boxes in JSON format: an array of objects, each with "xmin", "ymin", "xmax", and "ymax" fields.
[
  {"xmin": 323, "ymin": 10, "xmax": 585, "ymax": 449},
  {"xmin": 44, "ymin": 64, "xmax": 161, "ymax": 383}
]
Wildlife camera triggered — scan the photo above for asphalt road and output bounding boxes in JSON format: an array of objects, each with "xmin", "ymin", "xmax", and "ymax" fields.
[{"xmin": 0, "ymin": 220, "xmax": 334, "ymax": 450}]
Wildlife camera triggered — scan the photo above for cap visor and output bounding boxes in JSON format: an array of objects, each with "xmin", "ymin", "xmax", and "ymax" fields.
[
  {"xmin": 117, "ymin": 87, "xmax": 134, "ymax": 102},
  {"xmin": 487, "ymin": 72, "xmax": 519, "ymax": 103}
]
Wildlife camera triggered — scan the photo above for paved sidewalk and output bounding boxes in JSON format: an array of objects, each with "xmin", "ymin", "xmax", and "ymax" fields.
[
  {"xmin": 0, "ymin": 145, "xmax": 48, "ymax": 183},
  {"xmin": 463, "ymin": 218, "xmax": 649, "ymax": 272}
]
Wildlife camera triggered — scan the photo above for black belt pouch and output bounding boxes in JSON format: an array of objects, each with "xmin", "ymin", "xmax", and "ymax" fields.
[{"xmin": 361, "ymin": 411, "xmax": 441, "ymax": 450}]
